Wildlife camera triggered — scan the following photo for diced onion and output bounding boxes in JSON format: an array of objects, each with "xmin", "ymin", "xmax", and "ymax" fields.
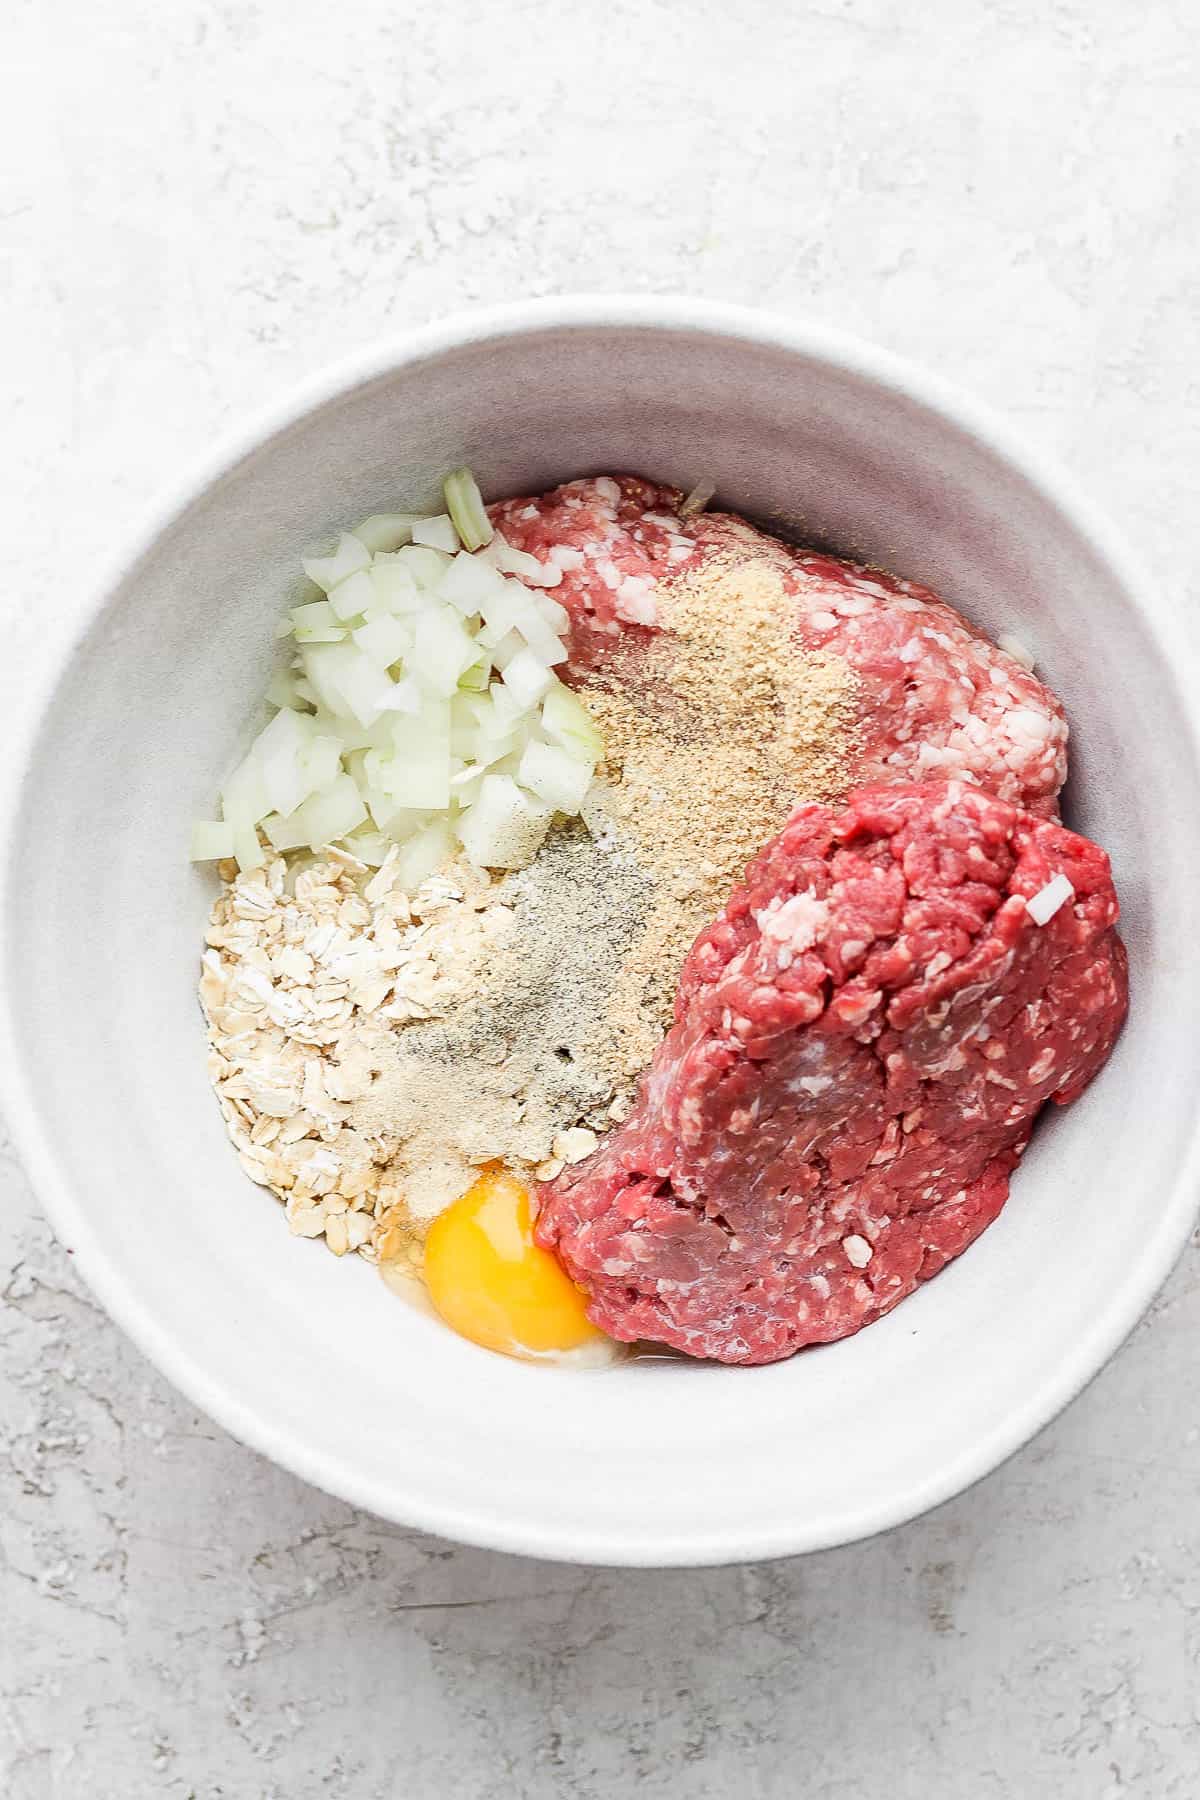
[
  {"xmin": 352, "ymin": 614, "xmax": 409, "ymax": 670},
  {"xmin": 516, "ymin": 740, "xmax": 594, "ymax": 815},
  {"xmin": 220, "ymin": 753, "xmax": 269, "ymax": 832},
  {"xmin": 457, "ymin": 773, "xmax": 552, "ymax": 870},
  {"xmin": 297, "ymin": 773, "xmax": 367, "ymax": 850},
  {"xmin": 304, "ymin": 735, "xmax": 343, "ymax": 793},
  {"xmin": 327, "ymin": 568, "xmax": 375, "ymax": 625},
  {"xmin": 396, "ymin": 818, "xmax": 457, "ymax": 888},
  {"xmin": 190, "ymin": 821, "xmax": 235, "ymax": 862},
  {"xmin": 489, "ymin": 629, "xmax": 525, "ymax": 672},
  {"xmin": 1026, "ymin": 873, "xmax": 1074, "ymax": 925},
  {"xmin": 342, "ymin": 827, "xmax": 394, "ymax": 866},
  {"xmin": 404, "ymin": 608, "xmax": 479, "ymax": 697},
  {"xmin": 195, "ymin": 468, "xmax": 605, "ymax": 888},
  {"xmin": 542, "ymin": 685, "xmax": 604, "ymax": 763},
  {"xmin": 302, "ymin": 534, "xmax": 371, "ymax": 593},
  {"xmin": 679, "ymin": 478, "xmax": 716, "ymax": 517},
  {"xmin": 393, "ymin": 545, "xmax": 453, "ymax": 589},
  {"xmin": 382, "ymin": 675, "xmax": 423, "ymax": 716},
  {"xmin": 369, "ymin": 561, "xmax": 424, "ymax": 615},
  {"xmin": 301, "ymin": 643, "xmax": 396, "ymax": 727},
  {"xmin": 368, "ymin": 739, "xmax": 450, "ymax": 810},
  {"xmin": 501, "ymin": 646, "xmax": 554, "ymax": 709},
  {"xmin": 533, "ymin": 593, "xmax": 571, "ymax": 635},
  {"xmin": 233, "ymin": 825, "xmax": 266, "ymax": 874},
  {"xmin": 258, "ymin": 707, "xmax": 317, "ymax": 817},
  {"xmin": 265, "ymin": 667, "xmax": 304, "ymax": 711},
  {"xmin": 485, "ymin": 532, "xmax": 563, "ymax": 588},
  {"xmin": 439, "ymin": 549, "xmax": 507, "ymax": 614},
  {"xmin": 443, "ymin": 468, "xmax": 494, "ymax": 553},
  {"xmin": 352, "ymin": 513, "xmax": 423, "ymax": 554},
  {"xmin": 411, "ymin": 513, "xmax": 460, "ymax": 554},
  {"xmin": 262, "ymin": 809, "xmax": 312, "ymax": 852},
  {"xmin": 288, "ymin": 599, "xmax": 343, "ymax": 643}
]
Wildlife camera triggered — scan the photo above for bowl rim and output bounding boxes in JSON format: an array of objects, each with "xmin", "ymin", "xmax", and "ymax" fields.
[{"xmin": 2, "ymin": 293, "xmax": 1197, "ymax": 1566}]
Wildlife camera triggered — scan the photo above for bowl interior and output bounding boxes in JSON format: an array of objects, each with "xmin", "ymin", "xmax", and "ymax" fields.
[{"xmin": 6, "ymin": 312, "xmax": 1198, "ymax": 1563}]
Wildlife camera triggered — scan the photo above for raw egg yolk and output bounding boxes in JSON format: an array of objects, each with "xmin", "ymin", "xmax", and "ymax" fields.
[{"xmin": 423, "ymin": 1171, "xmax": 604, "ymax": 1360}]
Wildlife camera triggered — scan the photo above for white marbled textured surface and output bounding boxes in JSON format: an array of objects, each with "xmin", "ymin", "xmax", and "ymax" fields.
[{"xmin": 3, "ymin": 0, "xmax": 1200, "ymax": 1794}]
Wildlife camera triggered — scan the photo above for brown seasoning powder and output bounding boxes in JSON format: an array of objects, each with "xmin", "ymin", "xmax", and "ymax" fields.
[{"xmin": 582, "ymin": 552, "xmax": 857, "ymax": 1074}]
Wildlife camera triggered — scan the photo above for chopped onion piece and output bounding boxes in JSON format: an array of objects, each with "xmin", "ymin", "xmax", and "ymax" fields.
[
  {"xmin": 298, "ymin": 774, "xmax": 367, "ymax": 850},
  {"xmin": 265, "ymin": 667, "xmax": 305, "ymax": 711},
  {"xmin": 477, "ymin": 577, "xmax": 528, "ymax": 642},
  {"xmin": 327, "ymin": 568, "xmax": 375, "ymax": 625},
  {"xmin": 190, "ymin": 821, "xmax": 235, "ymax": 862},
  {"xmin": 438, "ymin": 549, "xmax": 507, "ymax": 614},
  {"xmin": 304, "ymin": 734, "xmax": 343, "ymax": 793},
  {"xmin": 302, "ymin": 533, "xmax": 371, "ymax": 593},
  {"xmin": 1026, "ymin": 872, "xmax": 1074, "ymax": 925},
  {"xmin": 501, "ymin": 646, "xmax": 555, "ymax": 709},
  {"xmin": 517, "ymin": 740, "xmax": 594, "ymax": 815},
  {"xmin": 469, "ymin": 685, "xmax": 529, "ymax": 743},
  {"xmin": 457, "ymin": 773, "xmax": 552, "ymax": 870},
  {"xmin": 680, "ymin": 478, "xmax": 716, "ymax": 517},
  {"xmin": 362, "ymin": 785, "xmax": 397, "ymax": 830},
  {"xmin": 369, "ymin": 561, "xmax": 426, "ymax": 615},
  {"xmin": 405, "ymin": 606, "xmax": 479, "ymax": 696},
  {"xmin": 485, "ymin": 531, "xmax": 562, "ymax": 588},
  {"xmin": 513, "ymin": 606, "xmax": 568, "ymax": 667},
  {"xmin": 390, "ymin": 545, "xmax": 453, "ymax": 590},
  {"xmin": 342, "ymin": 827, "xmax": 394, "ymax": 867},
  {"xmin": 411, "ymin": 513, "xmax": 460, "ymax": 554},
  {"xmin": 379, "ymin": 675, "xmax": 423, "ymax": 716},
  {"xmin": 541, "ymin": 686, "xmax": 604, "ymax": 763},
  {"xmin": 488, "ymin": 629, "xmax": 524, "ymax": 672},
  {"xmin": 233, "ymin": 826, "xmax": 266, "ymax": 874},
  {"xmin": 290, "ymin": 599, "xmax": 342, "ymax": 641},
  {"xmin": 450, "ymin": 770, "xmax": 485, "ymax": 809},
  {"xmin": 373, "ymin": 719, "xmax": 450, "ymax": 808},
  {"xmin": 352, "ymin": 614, "xmax": 410, "ymax": 670},
  {"xmin": 257, "ymin": 707, "xmax": 316, "ymax": 817},
  {"xmin": 380, "ymin": 753, "xmax": 450, "ymax": 809},
  {"xmin": 352, "ymin": 512, "xmax": 423, "ymax": 554},
  {"xmin": 262, "ymin": 809, "xmax": 312, "ymax": 852},
  {"xmin": 396, "ymin": 818, "xmax": 458, "ymax": 888},
  {"xmin": 443, "ymin": 468, "xmax": 494, "ymax": 552},
  {"xmin": 533, "ymin": 593, "xmax": 571, "ymax": 635},
  {"xmin": 311, "ymin": 709, "xmax": 372, "ymax": 752},
  {"xmin": 449, "ymin": 761, "xmax": 485, "ymax": 787},
  {"xmin": 220, "ymin": 753, "xmax": 269, "ymax": 832},
  {"xmin": 301, "ymin": 643, "xmax": 396, "ymax": 727},
  {"xmin": 197, "ymin": 472, "xmax": 610, "ymax": 885},
  {"xmin": 366, "ymin": 789, "xmax": 430, "ymax": 835},
  {"xmin": 386, "ymin": 696, "xmax": 450, "ymax": 748}
]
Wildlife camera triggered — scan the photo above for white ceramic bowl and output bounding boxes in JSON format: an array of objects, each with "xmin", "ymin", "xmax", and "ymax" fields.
[{"xmin": 3, "ymin": 298, "xmax": 1197, "ymax": 1566}]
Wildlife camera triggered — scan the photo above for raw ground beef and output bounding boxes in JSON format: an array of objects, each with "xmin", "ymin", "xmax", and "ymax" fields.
[
  {"xmin": 535, "ymin": 781, "xmax": 1128, "ymax": 1364},
  {"xmin": 490, "ymin": 476, "xmax": 1068, "ymax": 817}
]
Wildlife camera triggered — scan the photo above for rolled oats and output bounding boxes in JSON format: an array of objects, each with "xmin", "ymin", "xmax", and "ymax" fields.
[
  {"xmin": 200, "ymin": 847, "xmax": 622, "ymax": 1272},
  {"xmin": 201, "ymin": 855, "xmax": 507, "ymax": 1264}
]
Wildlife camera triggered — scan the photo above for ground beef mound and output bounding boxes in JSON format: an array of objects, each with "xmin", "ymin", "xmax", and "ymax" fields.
[
  {"xmin": 491, "ymin": 476, "xmax": 1068, "ymax": 817},
  {"xmin": 535, "ymin": 782, "xmax": 1128, "ymax": 1364}
]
